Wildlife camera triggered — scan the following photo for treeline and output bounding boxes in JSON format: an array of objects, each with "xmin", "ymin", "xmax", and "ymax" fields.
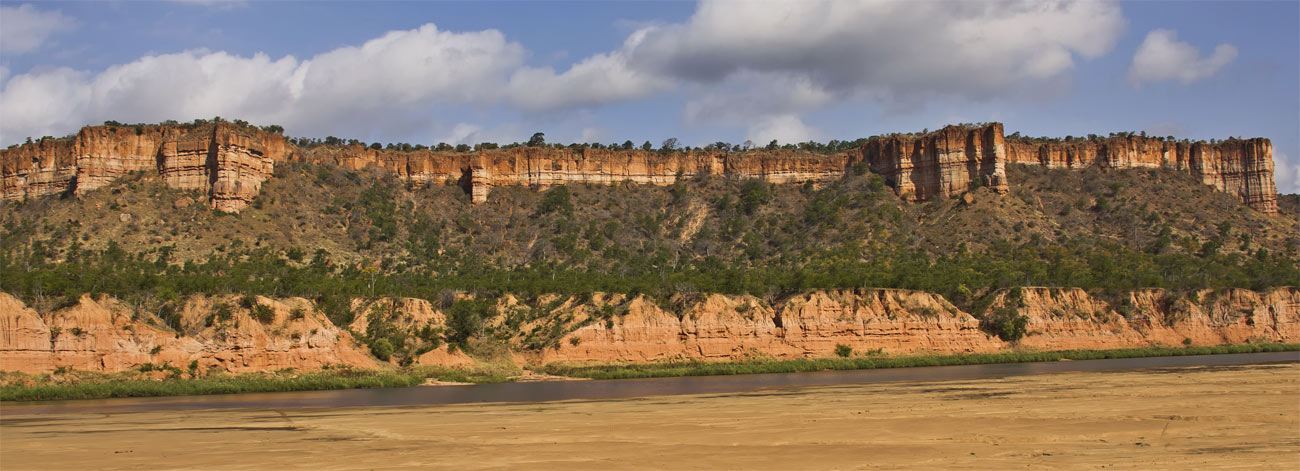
[
  {"xmin": 287, "ymin": 131, "xmax": 873, "ymax": 156},
  {"xmin": 3, "ymin": 232, "xmax": 1294, "ymax": 328}
]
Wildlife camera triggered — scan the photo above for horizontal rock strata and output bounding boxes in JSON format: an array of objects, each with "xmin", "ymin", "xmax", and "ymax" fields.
[
  {"xmin": 0, "ymin": 121, "xmax": 1280, "ymax": 212},
  {"xmin": 1006, "ymin": 136, "xmax": 1278, "ymax": 212},
  {"xmin": 2, "ymin": 287, "xmax": 1294, "ymax": 374}
]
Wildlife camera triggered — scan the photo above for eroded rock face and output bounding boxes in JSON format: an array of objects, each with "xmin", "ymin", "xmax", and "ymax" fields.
[
  {"xmin": 1007, "ymin": 136, "xmax": 1279, "ymax": 213},
  {"xmin": 0, "ymin": 293, "xmax": 376, "ymax": 374},
  {"xmin": 73, "ymin": 126, "xmax": 173, "ymax": 195},
  {"xmin": 851, "ymin": 124, "xmax": 1009, "ymax": 201},
  {"xmin": 991, "ymin": 287, "xmax": 1299, "ymax": 349},
  {"xmin": 2, "ymin": 287, "xmax": 1297, "ymax": 373},
  {"xmin": 528, "ymin": 290, "xmax": 1001, "ymax": 365},
  {"xmin": 0, "ymin": 137, "xmax": 78, "ymax": 201},
  {"xmin": 0, "ymin": 121, "xmax": 1281, "ymax": 212}
]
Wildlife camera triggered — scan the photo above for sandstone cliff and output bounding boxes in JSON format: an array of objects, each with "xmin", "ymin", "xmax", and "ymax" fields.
[
  {"xmin": 3, "ymin": 120, "xmax": 1280, "ymax": 213},
  {"xmin": 991, "ymin": 287, "xmax": 1299, "ymax": 350},
  {"xmin": 2, "ymin": 288, "xmax": 1294, "ymax": 374},
  {"xmin": 851, "ymin": 123, "xmax": 1009, "ymax": 201},
  {"xmin": 1006, "ymin": 136, "xmax": 1279, "ymax": 212},
  {"xmin": 0, "ymin": 293, "xmax": 376, "ymax": 374}
]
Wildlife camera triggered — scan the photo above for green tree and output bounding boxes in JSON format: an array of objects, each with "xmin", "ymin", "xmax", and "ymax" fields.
[{"xmin": 527, "ymin": 132, "xmax": 546, "ymax": 147}]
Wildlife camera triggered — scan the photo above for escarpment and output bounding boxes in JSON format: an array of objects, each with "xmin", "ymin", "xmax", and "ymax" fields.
[
  {"xmin": 1006, "ymin": 135, "xmax": 1279, "ymax": 212},
  {"xmin": 2, "ymin": 288, "xmax": 1295, "ymax": 374},
  {"xmin": 852, "ymin": 123, "xmax": 1008, "ymax": 201},
  {"xmin": 0, "ymin": 292, "xmax": 376, "ymax": 374},
  {"xmin": 0, "ymin": 121, "xmax": 1282, "ymax": 213}
]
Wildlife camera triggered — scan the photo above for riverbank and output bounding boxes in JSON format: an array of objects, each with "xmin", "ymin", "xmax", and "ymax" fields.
[
  {"xmin": 539, "ymin": 342, "xmax": 1300, "ymax": 379},
  {"xmin": 4, "ymin": 362, "xmax": 1297, "ymax": 470},
  {"xmin": 0, "ymin": 362, "xmax": 519, "ymax": 402},
  {"xmin": 2, "ymin": 343, "xmax": 1295, "ymax": 402}
]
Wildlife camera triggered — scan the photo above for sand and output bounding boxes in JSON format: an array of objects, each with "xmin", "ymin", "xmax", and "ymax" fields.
[{"xmin": 2, "ymin": 363, "xmax": 1297, "ymax": 470}]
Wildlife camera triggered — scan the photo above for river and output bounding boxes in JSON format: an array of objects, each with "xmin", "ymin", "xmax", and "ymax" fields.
[{"xmin": 3, "ymin": 351, "xmax": 1296, "ymax": 415}]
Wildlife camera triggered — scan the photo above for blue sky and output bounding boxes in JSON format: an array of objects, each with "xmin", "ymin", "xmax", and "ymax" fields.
[{"xmin": 2, "ymin": 0, "xmax": 1297, "ymax": 192}]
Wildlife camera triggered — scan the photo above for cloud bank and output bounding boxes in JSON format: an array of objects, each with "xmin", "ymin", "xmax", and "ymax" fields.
[
  {"xmin": 3, "ymin": 0, "xmax": 1129, "ymax": 146},
  {"xmin": 1128, "ymin": 29, "xmax": 1237, "ymax": 85},
  {"xmin": 0, "ymin": 3, "xmax": 77, "ymax": 55}
]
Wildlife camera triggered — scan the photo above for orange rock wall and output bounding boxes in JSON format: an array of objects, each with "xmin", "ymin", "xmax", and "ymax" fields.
[
  {"xmin": 0, "ymin": 122, "xmax": 1280, "ymax": 212},
  {"xmin": 993, "ymin": 287, "xmax": 1299, "ymax": 350},
  {"xmin": 851, "ymin": 123, "xmax": 1009, "ymax": 201},
  {"xmin": 1007, "ymin": 136, "xmax": 1279, "ymax": 212},
  {"xmin": 0, "ymin": 293, "xmax": 376, "ymax": 374},
  {"xmin": 4, "ymin": 288, "xmax": 1293, "ymax": 374}
]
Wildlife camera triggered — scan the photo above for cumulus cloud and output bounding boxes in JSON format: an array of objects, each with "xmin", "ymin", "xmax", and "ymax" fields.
[
  {"xmin": 682, "ymin": 71, "xmax": 832, "ymax": 142},
  {"xmin": 1, "ymin": 1, "xmax": 1130, "ymax": 146},
  {"xmin": 0, "ymin": 3, "xmax": 77, "ymax": 55},
  {"xmin": 505, "ymin": 51, "xmax": 670, "ymax": 112},
  {"xmin": 0, "ymin": 24, "xmax": 524, "ymax": 144},
  {"xmin": 747, "ymin": 114, "xmax": 820, "ymax": 145},
  {"xmin": 623, "ymin": 0, "xmax": 1125, "ymax": 103},
  {"xmin": 1127, "ymin": 29, "xmax": 1237, "ymax": 85},
  {"xmin": 1275, "ymin": 151, "xmax": 1300, "ymax": 194}
]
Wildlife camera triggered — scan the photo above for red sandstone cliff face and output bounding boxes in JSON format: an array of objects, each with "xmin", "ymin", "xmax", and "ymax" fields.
[
  {"xmin": 72, "ymin": 126, "xmax": 173, "ymax": 195},
  {"xmin": 851, "ymin": 123, "xmax": 1009, "ymax": 201},
  {"xmin": 0, "ymin": 137, "xmax": 77, "ymax": 200},
  {"xmin": 1, "ymin": 123, "xmax": 289, "ymax": 213},
  {"xmin": 990, "ymin": 287, "xmax": 1298, "ymax": 350},
  {"xmin": 0, "ymin": 121, "xmax": 1281, "ymax": 212},
  {"xmin": 0, "ymin": 293, "xmax": 376, "ymax": 374},
  {"xmin": 1007, "ymin": 136, "xmax": 1279, "ymax": 212},
  {"xmin": 1, "ymin": 288, "xmax": 1295, "ymax": 374}
]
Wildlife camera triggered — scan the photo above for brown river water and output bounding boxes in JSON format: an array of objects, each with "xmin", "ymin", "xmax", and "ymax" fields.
[{"xmin": 3, "ymin": 351, "xmax": 1296, "ymax": 415}]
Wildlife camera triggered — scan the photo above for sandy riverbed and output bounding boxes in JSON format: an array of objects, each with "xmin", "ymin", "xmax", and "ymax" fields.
[{"xmin": 2, "ymin": 363, "xmax": 1297, "ymax": 470}]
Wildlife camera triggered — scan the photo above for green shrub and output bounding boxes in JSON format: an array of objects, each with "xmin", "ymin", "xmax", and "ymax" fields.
[
  {"xmin": 538, "ymin": 186, "xmax": 573, "ymax": 215},
  {"xmin": 982, "ymin": 308, "xmax": 1029, "ymax": 342},
  {"xmin": 252, "ymin": 304, "xmax": 275, "ymax": 324},
  {"xmin": 834, "ymin": 344, "xmax": 853, "ymax": 358},
  {"xmin": 369, "ymin": 338, "xmax": 395, "ymax": 361},
  {"xmin": 739, "ymin": 180, "xmax": 770, "ymax": 214}
]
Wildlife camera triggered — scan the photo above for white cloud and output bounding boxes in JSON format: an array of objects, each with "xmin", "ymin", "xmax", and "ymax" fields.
[
  {"xmin": 579, "ymin": 127, "xmax": 606, "ymax": 143},
  {"xmin": 440, "ymin": 123, "xmax": 482, "ymax": 146},
  {"xmin": 683, "ymin": 71, "xmax": 833, "ymax": 126},
  {"xmin": 0, "ymin": 4, "xmax": 77, "ymax": 55},
  {"xmin": 1127, "ymin": 29, "xmax": 1237, "ymax": 85},
  {"xmin": 505, "ymin": 51, "xmax": 669, "ymax": 112},
  {"xmin": 1274, "ymin": 151, "xmax": 1300, "ymax": 194},
  {"xmin": 747, "ymin": 114, "xmax": 819, "ymax": 145},
  {"xmin": 0, "ymin": 2, "xmax": 1132, "ymax": 146},
  {"xmin": 0, "ymin": 24, "xmax": 525, "ymax": 145},
  {"xmin": 624, "ymin": 0, "xmax": 1126, "ymax": 103}
]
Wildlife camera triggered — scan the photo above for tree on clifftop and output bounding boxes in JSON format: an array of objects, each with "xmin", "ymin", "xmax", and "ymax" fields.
[{"xmin": 527, "ymin": 132, "xmax": 546, "ymax": 147}]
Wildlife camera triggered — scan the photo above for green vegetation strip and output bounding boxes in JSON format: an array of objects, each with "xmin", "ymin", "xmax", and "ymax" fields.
[
  {"xmin": 0, "ymin": 366, "xmax": 512, "ymax": 402},
  {"xmin": 3, "ymin": 344, "xmax": 1295, "ymax": 402},
  {"xmin": 538, "ymin": 343, "xmax": 1300, "ymax": 380}
]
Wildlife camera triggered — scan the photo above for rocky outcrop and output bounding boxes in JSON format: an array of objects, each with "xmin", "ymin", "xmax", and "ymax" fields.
[
  {"xmin": 990, "ymin": 287, "xmax": 1299, "ymax": 350},
  {"xmin": 72, "ymin": 126, "xmax": 173, "ymax": 195},
  {"xmin": 1007, "ymin": 136, "xmax": 1279, "ymax": 212},
  {"xmin": 0, "ymin": 293, "xmax": 376, "ymax": 374},
  {"xmin": 1, "ymin": 287, "xmax": 1296, "ymax": 373},
  {"xmin": 0, "ymin": 136, "xmax": 77, "ymax": 200},
  {"xmin": 529, "ymin": 290, "xmax": 998, "ymax": 364},
  {"xmin": 1, "ymin": 123, "xmax": 289, "ymax": 212},
  {"xmin": 0, "ymin": 121, "xmax": 1280, "ymax": 212},
  {"xmin": 851, "ymin": 123, "xmax": 1009, "ymax": 201}
]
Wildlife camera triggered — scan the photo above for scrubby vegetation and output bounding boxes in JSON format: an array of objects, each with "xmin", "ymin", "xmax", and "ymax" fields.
[
  {"xmin": 539, "ymin": 343, "xmax": 1300, "ymax": 380},
  {"xmin": 0, "ymin": 363, "xmax": 521, "ymax": 402},
  {"xmin": 1, "ymin": 161, "xmax": 1296, "ymax": 353}
]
